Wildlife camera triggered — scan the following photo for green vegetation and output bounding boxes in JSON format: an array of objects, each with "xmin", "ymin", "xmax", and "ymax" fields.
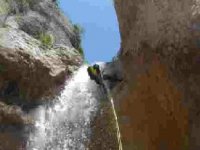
[
  {"xmin": 0, "ymin": 0, "xmax": 10, "ymax": 14},
  {"xmin": 19, "ymin": 89, "xmax": 26, "ymax": 100},
  {"xmin": 38, "ymin": 32, "xmax": 54, "ymax": 48},
  {"xmin": 77, "ymin": 47, "xmax": 84, "ymax": 56},
  {"xmin": 73, "ymin": 24, "xmax": 85, "ymax": 57},
  {"xmin": 2, "ymin": 0, "xmax": 36, "ymax": 14},
  {"xmin": 55, "ymin": 0, "xmax": 60, "ymax": 8},
  {"xmin": 73, "ymin": 24, "xmax": 84, "ymax": 35},
  {"xmin": 182, "ymin": 135, "xmax": 189, "ymax": 150},
  {"xmin": 0, "ymin": 64, "xmax": 5, "ymax": 73},
  {"xmin": 17, "ymin": 0, "xmax": 29, "ymax": 7},
  {"xmin": 15, "ymin": 0, "xmax": 35, "ymax": 9},
  {"xmin": 15, "ymin": 14, "xmax": 22, "ymax": 23}
]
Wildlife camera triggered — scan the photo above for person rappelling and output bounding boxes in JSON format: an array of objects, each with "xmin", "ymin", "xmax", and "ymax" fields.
[
  {"xmin": 87, "ymin": 64, "xmax": 108, "ymax": 97},
  {"xmin": 87, "ymin": 64, "xmax": 103, "ymax": 85},
  {"xmin": 87, "ymin": 64, "xmax": 123, "ymax": 86},
  {"xmin": 87, "ymin": 63, "xmax": 123, "ymax": 101}
]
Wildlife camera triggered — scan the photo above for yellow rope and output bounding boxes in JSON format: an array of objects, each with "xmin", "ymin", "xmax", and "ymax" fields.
[{"xmin": 109, "ymin": 96, "xmax": 123, "ymax": 150}]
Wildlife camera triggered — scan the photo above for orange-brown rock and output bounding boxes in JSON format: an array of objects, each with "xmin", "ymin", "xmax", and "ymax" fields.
[{"xmin": 114, "ymin": 0, "xmax": 200, "ymax": 149}]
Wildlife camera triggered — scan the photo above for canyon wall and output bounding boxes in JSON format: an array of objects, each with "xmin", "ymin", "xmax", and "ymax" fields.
[
  {"xmin": 0, "ymin": 0, "xmax": 83, "ymax": 149},
  {"xmin": 114, "ymin": 0, "xmax": 200, "ymax": 149}
]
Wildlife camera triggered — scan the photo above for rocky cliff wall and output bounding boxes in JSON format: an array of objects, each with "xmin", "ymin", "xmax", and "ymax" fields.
[
  {"xmin": 0, "ymin": 0, "xmax": 83, "ymax": 104},
  {"xmin": 0, "ymin": 0, "xmax": 83, "ymax": 149},
  {"xmin": 114, "ymin": 0, "xmax": 200, "ymax": 149}
]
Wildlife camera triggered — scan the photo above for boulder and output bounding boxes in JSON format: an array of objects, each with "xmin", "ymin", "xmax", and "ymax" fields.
[{"xmin": 0, "ymin": 28, "xmax": 82, "ymax": 103}]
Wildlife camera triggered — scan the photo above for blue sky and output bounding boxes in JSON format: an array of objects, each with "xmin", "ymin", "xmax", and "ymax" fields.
[{"xmin": 60, "ymin": 0, "xmax": 120, "ymax": 63}]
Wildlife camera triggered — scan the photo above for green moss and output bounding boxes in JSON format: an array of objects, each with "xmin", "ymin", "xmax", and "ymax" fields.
[
  {"xmin": 182, "ymin": 135, "xmax": 189, "ymax": 150},
  {"xmin": 77, "ymin": 47, "xmax": 84, "ymax": 56},
  {"xmin": 38, "ymin": 32, "xmax": 54, "ymax": 48},
  {"xmin": 0, "ymin": 64, "xmax": 6, "ymax": 73},
  {"xmin": 19, "ymin": 89, "xmax": 26, "ymax": 100}
]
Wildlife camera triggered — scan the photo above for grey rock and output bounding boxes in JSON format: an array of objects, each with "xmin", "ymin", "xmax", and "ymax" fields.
[
  {"xmin": 101, "ymin": 59, "xmax": 123, "ymax": 90},
  {"xmin": 0, "ymin": 0, "xmax": 80, "ymax": 49},
  {"xmin": 0, "ymin": 27, "xmax": 82, "ymax": 102}
]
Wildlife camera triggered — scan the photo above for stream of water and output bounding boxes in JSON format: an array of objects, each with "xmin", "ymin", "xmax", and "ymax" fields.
[{"xmin": 26, "ymin": 65, "xmax": 103, "ymax": 150}]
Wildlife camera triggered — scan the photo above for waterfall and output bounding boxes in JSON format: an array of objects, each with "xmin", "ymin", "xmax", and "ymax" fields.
[{"xmin": 26, "ymin": 65, "xmax": 103, "ymax": 150}]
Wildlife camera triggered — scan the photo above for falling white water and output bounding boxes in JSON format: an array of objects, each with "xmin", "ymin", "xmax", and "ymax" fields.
[{"xmin": 26, "ymin": 65, "xmax": 104, "ymax": 150}]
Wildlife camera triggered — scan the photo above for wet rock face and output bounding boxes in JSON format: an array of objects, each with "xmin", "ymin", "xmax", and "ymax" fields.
[
  {"xmin": 0, "ymin": 101, "xmax": 32, "ymax": 125},
  {"xmin": 88, "ymin": 101, "xmax": 119, "ymax": 150},
  {"xmin": 114, "ymin": 0, "xmax": 200, "ymax": 149},
  {"xmin": 0, "ymin": 132, "xmax": 23, "ymax": 150},
  {"xmin": 0, "ymin": 101, "xmax": 33, "ymax": 150}
]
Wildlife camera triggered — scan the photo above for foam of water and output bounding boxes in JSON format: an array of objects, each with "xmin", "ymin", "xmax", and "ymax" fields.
[{"xmin": 27, "ymin": 65, "xmax": 102, "ymax": 150}]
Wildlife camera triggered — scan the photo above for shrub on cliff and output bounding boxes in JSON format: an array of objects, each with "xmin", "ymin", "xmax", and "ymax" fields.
[
  {"xmin": 0, "ymin": 64, "xmax": 5, "ymax": 73},
  {"xmin": 0, "ymin": 0, "xmax": 10, "ymax": 14},
  {"xmin": 4, "ymin": 0, "xmax": 35, "ymax": 14},
  {"xmin": 38, "ymin": 32, "xmax": 54, "ymax": 48},
  {"xmin": 73, "ymin": 24, "xmax": 84, "ymax": 57},
  {"xmin": 54, "ymin": 0, "xmax": 60, "ymax": 8}
]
